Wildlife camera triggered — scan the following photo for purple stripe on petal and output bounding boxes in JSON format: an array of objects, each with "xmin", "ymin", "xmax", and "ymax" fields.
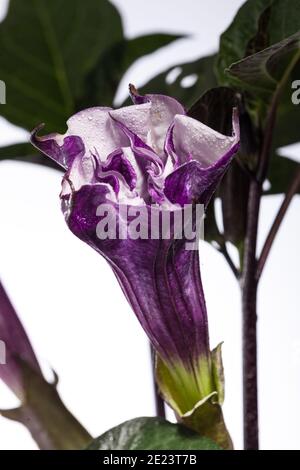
[
  {"xmin": 66, "ymin": 185, "xmax": 210, "ymax": 369},
  {"xmin": 110, "ymin": 102, "xmax": 152, "ymax": 145},
  {"xmin": 32, "ymin": 91, "xmax": 240, "ymax": 424},
  {"xmin": 129, "ymin": 86, "xmax": 186, "ymax": 157},
  {"xmin": 163, "ymin": 110, "xmax": 240, "ymax": 206},
  {"xmin": 31, "ymin": 107, "xmax": 129, "ymax": 169},
  {"xmin": 103, "ymin": 149, "xmax": 137, "ymax": 191},
  {"xmin": 164, "ymin": 141, "xmax": 240, "ymax": 207},
  {"xmin": 145, "ymin": 93, "xmax": 186, "ymax": 158},
  {"xmin": 31, "ymin": 126, "xmax": 85, "ymax": 169},
  {"xmin": 110, "ymin": 116, "xmax": 163, "ymax": 172},
  {"xmin": 171, "ymin": 109, "xmax": 240, "ymax": 168}
]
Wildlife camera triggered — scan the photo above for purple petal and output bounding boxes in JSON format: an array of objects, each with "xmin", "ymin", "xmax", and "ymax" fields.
[
  {"xmin": 31, "ymin": 92, "xmax": 239, "ymax": 421},
  {"xmin": 110, "ymin": 102, "xmax": 152, "ymax": 146},
  {"xmin": 129, "ymin": 88, "xmax": 186, "ymax": 157},
  {"xmin": 145, "ymin": 94, "xmax": 185, "ymax": 157},
  {"xmin": 31, "ymin": 126, "xmax": 85, "ymax": 169},
  {"xmin": 102, "ymin": 149, "xmax": 137, "ymax": 191},
  {"xmin": 164, "ymin": 138, "xmax": 239, "ymax": 207},
  {"xmin": 65, "ymin": 185, "xmax": 210, "ymax": 370},
  {"xmin": 109, "ymin": 117, "xmax": 164, "ymax": 202},
  {"xmin": 163, "ymin": 109, "xmax": 240, "ymax": 206},
  {"xmin": 171, "ymin": 109, "xmax": 240, "ymax": 167},
  {"xmin": 31, "ymin": 107, "xmax": 128, "ymax": 168}
]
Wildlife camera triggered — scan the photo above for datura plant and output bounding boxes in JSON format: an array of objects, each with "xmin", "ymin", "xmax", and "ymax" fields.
[{"xmin": 31, "ymin": 87, "xmax": 239, "ymax": 449}]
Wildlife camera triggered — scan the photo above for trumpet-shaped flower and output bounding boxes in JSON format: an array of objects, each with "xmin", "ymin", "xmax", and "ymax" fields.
[{"xmin": 32, "ymin": 88, "xmax": 239, "ymax": 448}]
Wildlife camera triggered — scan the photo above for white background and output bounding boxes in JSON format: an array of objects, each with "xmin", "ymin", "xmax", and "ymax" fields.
[{"xmin": 0, "ymin": 0, "xmax": 299, "ymax": 450}]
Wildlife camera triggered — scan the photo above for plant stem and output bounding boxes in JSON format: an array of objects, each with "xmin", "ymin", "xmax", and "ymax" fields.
[
  {"xmin": 218, "ymin": 243, "xmax": 240, "ymax": 279},
  {"xmin": 242, "ymin": 164, "xmax": 300, "ymax": 449},
  {"xmin": 240, "ymin": 60, "xmax": 284, "ymax": 448},
  {"xmin": 239, "ymin": 48, "xmax": 300, "ymax": 451},
  {"xmin": 256, "ymin": 166, "xmax": 300, "ymax": 281},
  {"xmin": 241, "ymin": 179, "xmax": 260, "ymax": 450},
  {"xmin": 150, "ymin": 345, "xmax": 166, "ymax": 419}
]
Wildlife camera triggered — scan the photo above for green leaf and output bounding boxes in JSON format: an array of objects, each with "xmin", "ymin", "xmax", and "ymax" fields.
[
  {"xmin": 0, "ymin": 0, "xmax": 123, "ymax": 133},
  {"xmin": 268, "ymin": 0, "xmax": 300, "ymax": 44},
  {"xmin": 137, "ymin": 54, "xmax": 217, "ymax": 109},
  {"xmin": 0, "ymin": 2, "xmax": 181, "ymax": 167},
  {"xmin": 87, "ymin": 417, "xmax": 221, "ymax": 450},
  {"xmin": 81, "ymin": 34, "xmax": 182, "ymax": 108},
  {"xmin": 220, "ymin": 161, "xmax": 250, "ymax": 247},
  {"xmin": 272, "ymin": 80, "xmax": 300, "ymax": 150},
  {"xmin": 121, "ymin": 34, "xmax": 183, "ymax": 70},
  {"xmin": 215, "ymin": 0, "xmax": 300, "ymax": 198},
  {"xmin": 266, "ymin": 153, "xmax": 300, "ymax": 195},
  {"xmin": 267, "ymin": 0, "xmax": 300, "ymax": 149},
  {"xmin": 227, "ymin": 31, "xmax": 300, "ymax": 96},
  {"xmin": 216, "ymin": 0, "xmax": 300, "ymax": 85},
  {"xmin": 227, "ymin": 32, "xmax": 300, "ymax": 193},
  {"xmin": 216, "ymin": 0, "xmax": 275, "ymax": 85},
  {"xmin": 0, "ymin": 142, "xmax": 62, "ymax": 170}
]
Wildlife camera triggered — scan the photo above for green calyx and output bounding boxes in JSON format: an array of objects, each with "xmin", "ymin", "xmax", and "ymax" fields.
[{"xmin": 155, "ymin": 343, "xmax": 232, "ymax": 449}]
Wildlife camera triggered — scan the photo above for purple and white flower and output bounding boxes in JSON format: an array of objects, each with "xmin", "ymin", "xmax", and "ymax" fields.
[{"xmin": 31, "ymin": 88, "xmax": 239, "ymax": 438}]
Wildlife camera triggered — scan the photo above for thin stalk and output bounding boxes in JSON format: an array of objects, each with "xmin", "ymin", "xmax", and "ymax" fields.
[
  {"xmin": 218, "ymin": 243, "xmax": 240, "ymax": 279},
  {"xmin": 256, "ymin": 166, "xmax": 300, "ymax": 281},
  {"xmin": 241, "ymin": 179, "xmax": 261, "ymax": 450},
  {"xmin": 240, "ymin": 55, "xmax": 288, "ymax": 447}
]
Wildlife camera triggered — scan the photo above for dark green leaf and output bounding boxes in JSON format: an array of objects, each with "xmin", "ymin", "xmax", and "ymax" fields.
[
  {"xmin": 269, "ymin": 1, "xmax": 300, "ymax": 151},
  {"xmin": 216, "ymin": 0, "xmax": 300, "ymax": 84},
  {"xmin": 227, "ymin": 31, "xmax": 300, "ymax": 96},
  {"xmin": 136, "ymin": 54, "xmax": 217, "ymax": 109},
  {"xmin": 0, "ymin": 0, "xmax": 123, "ymax": 133},
  {"xmin": 216, "ymin": 0, "xmax": 275, "ymax": 85},
  {"xmin": 220, "ymin": 161, "xmax": 250, "ymax": 246},
  {"xmin": 81, "ymin": 34, "xmax": 182, "ymax": 108},
  {"xmin": 215, "ymin": 0, "xmax": 300, "ymax": 198},
  {"xmin": 268, "ymin": 0, "xmax": 300, "ymax": 44},
  {"xmin": 215, "ymin": 0, "xmax": 300, "ymax": 181},
  {"xmin": 266, "ymin": 153, "xmax": 300, "ymax": 195},
  {"xmin": 87, "ymin": 417, "xmax": 221, "ymax": 450},
  {"xmin": 0, "ymin": 2, "xmax": 181, "ymax": 166},
  {"xmin": 188, "ymin": 86, "xmax": 238, "ymax": 133},
  {"xmin": 272, "ymin": 73, "xmax": 300, "ymax": 151},
  {"xmin": 188, "ymin": 86, "xmax": 259, "ymax": 164},
  {"xmin": 0, "ymin": 142, "xmax": 62, "ymax": 171}
]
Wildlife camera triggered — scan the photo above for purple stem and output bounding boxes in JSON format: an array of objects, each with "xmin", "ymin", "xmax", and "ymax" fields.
[
  {"xmin": 240, "ymin": 75, "xmax": 281, "ymax": 448},
  {"xmin": 241, "ymin": 179, "xmax": 260, "ymax": 450}
]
